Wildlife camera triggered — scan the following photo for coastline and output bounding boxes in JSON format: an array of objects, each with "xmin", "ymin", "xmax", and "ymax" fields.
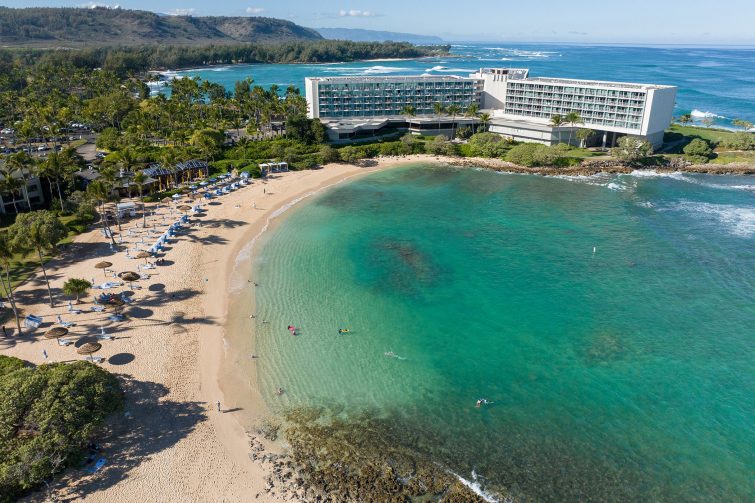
[
  {"xmin": 3, "ymin": 154, "xmax": 751, "ymax": 501},
  {"xmin": 3, "ymin": 157, "xmax": 417, "ymax": 502}
]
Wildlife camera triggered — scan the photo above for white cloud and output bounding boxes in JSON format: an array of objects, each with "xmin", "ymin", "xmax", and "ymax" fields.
[
  {"xmin": 79, "ymin": 2, "xmax": 120, "ymax": 8},
  {"xmin": 246, "ymin": 7, "xmax": 265, "ymax": 14},
  {"xmin": 339, "ymin": 9, "xmax": 378, "ymax": 17},
  {"xmin": 165, "ymin": 8, "xmax": 196, "ymax": 16}
]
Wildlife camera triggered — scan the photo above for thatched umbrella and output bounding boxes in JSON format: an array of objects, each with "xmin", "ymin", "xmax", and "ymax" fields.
[
  {"xmin": 161, "ymin": 197, "xmax": 172, "ymax": 204},
  {"xmin": 119, "ymin": 271, "xmax": 140, "ymax": 282},
  {"xmin": 44, "ymin": 327, "xmax": 68, "ymax": 339},
  {"xmin": 135, "ymin": 251, "xmax": 151, "ymax": 263},
  {"xmin": 77, "ymin": 342, "xmax": 102, "ymax": 361},
  {"xmin": 177, "ymin": 205, "xmax": 192, "ymax": 213},
  {"xmin": 95, "ymin": 261, "xmax": 112, "ymax": 276}
]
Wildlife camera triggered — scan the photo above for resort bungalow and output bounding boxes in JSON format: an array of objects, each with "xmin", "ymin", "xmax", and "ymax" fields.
[
  {"xmin": 143, "ymin": 159, "xmax": 210, "ymax": 190},
  {"xmin": 258, "ymin": 162, "xmax": 289, "ymax": 176}
]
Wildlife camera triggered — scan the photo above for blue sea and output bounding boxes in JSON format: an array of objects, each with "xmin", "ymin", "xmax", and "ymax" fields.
[
  {"xmin": 174, "ymin": 43, "xmax": 755, "ymax": 127},
  {"xmin": 250, "ymin": 165, "xmax": 755, "ymax": 501}
]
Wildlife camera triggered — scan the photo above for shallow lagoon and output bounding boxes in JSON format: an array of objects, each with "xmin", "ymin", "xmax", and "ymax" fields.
[{"xmin": 253, "ymin": 165, "xmax": 754, "ymax": 500}]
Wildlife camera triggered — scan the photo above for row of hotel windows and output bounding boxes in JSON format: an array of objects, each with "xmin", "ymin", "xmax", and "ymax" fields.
[
  {"xmin": 320, "ymin": 97, "xmax": 478, "ymax": 105},
  {"xmin": 320, "ymin": 102, "xmax": 475, "ymax": 116},
  {"xmin": 320, "ymin": 82, "xmax": 480, "ymax": 91},
  {"xmin": 507, "ymin": 83, "xmax": 646, "ymax": 100},
  {"xmin": 506, "ymin": 94, "xmax": 645, "ymax": 109},
  {"xmin": 504, "ymin": 106, "xmax": 642, "ymax": 129},
  {"xmin": 505, "ymin": 98, "xmax": 644, "ymax": 115}
]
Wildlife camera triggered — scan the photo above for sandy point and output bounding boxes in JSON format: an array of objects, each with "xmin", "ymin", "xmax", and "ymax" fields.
[{"xmin": 4, "ymin": 156, "xmax": 424, "ymax": 502}]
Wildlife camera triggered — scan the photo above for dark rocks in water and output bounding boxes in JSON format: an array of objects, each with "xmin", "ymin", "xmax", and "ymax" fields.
[{"xmin": 276, "ymin": 406, "xmax": 493, "ymax": 502}]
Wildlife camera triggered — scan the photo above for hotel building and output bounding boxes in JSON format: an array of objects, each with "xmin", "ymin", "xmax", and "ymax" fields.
[{"xmin": 305, "ymin": 69, "xmax": 677, "ymax": 147}]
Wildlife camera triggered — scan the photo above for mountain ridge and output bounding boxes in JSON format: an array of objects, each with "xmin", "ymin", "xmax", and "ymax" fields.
[{"xmin": 0, "ymin": 7, "xmax": 323, "ymax": 47}]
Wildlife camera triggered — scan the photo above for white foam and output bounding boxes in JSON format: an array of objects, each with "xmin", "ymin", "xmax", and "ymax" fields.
[
  {"xmin": 426, "ymin": 65, "xmax": 447, "ymax": 71},
  {"xmin": 666, "ymin": 201, "xmax": 755, "ymax": 238},
  {"xmin": 690, "ymin": 109, "xmax": 726, "ymax": 119},
  {"xmin": 450, "ymin": 469, "xmax": 505, "ymax": 503}
]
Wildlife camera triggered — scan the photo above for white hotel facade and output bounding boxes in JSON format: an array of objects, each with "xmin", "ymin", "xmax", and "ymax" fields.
[{"xmin": 305, "ymin": 68, "xmax": 677, "ymax": 147}]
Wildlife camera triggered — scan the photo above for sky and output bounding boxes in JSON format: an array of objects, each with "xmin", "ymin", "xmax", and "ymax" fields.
[{"xmin": 2, "ymin": 0, "xmax": 754, "ymax": 45}]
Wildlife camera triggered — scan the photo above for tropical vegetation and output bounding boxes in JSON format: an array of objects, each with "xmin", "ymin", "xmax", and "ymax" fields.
[{"xmin": 0, "ymin": 356, "xmax": 123, "ymax": 502}]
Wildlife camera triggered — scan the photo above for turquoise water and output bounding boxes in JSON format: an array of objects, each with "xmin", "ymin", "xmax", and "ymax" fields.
[
  {"xmin": 252, "ymin": 165, "xmax": 754, "ymax": 501},
  {"xmin": 175, "ymin": 43, "xmax": 755, "ymax": 126}
]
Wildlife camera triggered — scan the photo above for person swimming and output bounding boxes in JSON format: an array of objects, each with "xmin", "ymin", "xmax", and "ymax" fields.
[
  {"xmin": 475, "ymin": 398, "xmax": 491, "ymax": 408},
  {"xmin": 275, "ymin": 387, "xmax": 284, "ymax": 396},
  {"xmin": 338, "ymin": 328, "xmax": 349, "ymax": 334}
]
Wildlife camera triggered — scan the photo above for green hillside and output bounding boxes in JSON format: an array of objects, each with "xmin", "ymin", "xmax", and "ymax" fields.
[{"xmin": 0, "ymin": 7, "xmax": 323, "ymax": 47}]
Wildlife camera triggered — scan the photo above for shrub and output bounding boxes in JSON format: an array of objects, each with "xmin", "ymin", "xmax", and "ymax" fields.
[
  {"xmin": 338, "ymin": 146, "xmax": 363, "ymax": 164},
  {"xmin": 683, "ymin": 138, "xmax": 713, "ymax": 161},
  {"xmin": 426, "ymin": 135, "xmax": 457, "ymax": 156},
  {"xmin": 318, "ymin": 145, "xmax": 340, "ymax": 164},
  {"xmin": 611, "ymin": 136, "xmax": 654, "ymax": 164},
  {"xmin": 0, "ymin": 355, "xmax": 24, "ymax": 377},
  {"xmin": 506, "ymin": 143, "xmax": 541, "ymax": 166},
  {"xmin": 0, "ymin": 361, "xmax": 123, "ymax": 500},
  {"xmin": 455, "ymin": 126, "xmax": 473, "ymax": 140},
  {"xmin": 468, "ymin": 132, "xmax": 509, "ymax": 158}
]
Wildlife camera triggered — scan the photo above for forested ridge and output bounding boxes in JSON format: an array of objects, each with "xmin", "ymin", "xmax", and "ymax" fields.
[{"xmin": 0, "ymin": 6, "xmax": 322, "ymax": 46}]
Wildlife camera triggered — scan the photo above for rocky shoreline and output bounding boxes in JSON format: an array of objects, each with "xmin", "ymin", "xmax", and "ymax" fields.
[
  {"xmin": 440, "ymin": 156, "xmax": 755, "ymax": 176},
  {"xmin": 246, "ymin": 408, "xmax": 494, "ymax": 502}
]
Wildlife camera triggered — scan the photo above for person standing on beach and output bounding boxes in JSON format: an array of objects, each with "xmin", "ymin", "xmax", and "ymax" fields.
[
  {"xmin": 43, "ymin": 349, "xmax": 48, "ymax": 360},
  {"xmin": 216, "ymin": 400, "xmax": 221, "ymax": 412}
]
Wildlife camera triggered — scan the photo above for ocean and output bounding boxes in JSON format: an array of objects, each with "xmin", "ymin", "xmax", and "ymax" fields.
[
  {"xmin": 251, "ymin": 165, "xmax": 754, "ymax": 501},
  {"xmin": 173, "ymin": 43, "xmax": 755, "ymax": 127}
]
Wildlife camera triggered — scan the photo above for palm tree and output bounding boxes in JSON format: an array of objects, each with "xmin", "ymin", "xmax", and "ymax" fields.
[
  {"xmin": 4, "ymin": 152, "xmax": 36, "ymax": 210},
  {"xmin": 478, "ymin": 113, "xmax": 491, "ymax": 133},
  {"xmin": 63, "ymin": 278, "xmax": 92, "ymax": 304},
  {"xmin": 98, "ymin": 166, "xmax": 122, "ymax": 232},
  {"xmin": 11, "ymin": 211, "xmax": 68, "ymax": 308},
  {"xmin": 133, "ymin": 170, "xmax": 148, "ymax": 228},
  {"xmin": 678, "ymin": 114, "xmax": 693, "ymax": 126},
  {"xmin": 0, "ymin": 231, "xmax": 23, "ymax": 335},
  {"xmin": 576, "ymin": 128, "xmax": 595, "ymax": 148},
  {"xmin": 0, "ymin": 166, "xmax": 24, "ymax": 214},
  {"xmin": 446, "ymin": 104, "xmax": 462, "ymax": 139},
  {"xmin": 401, "ymin": 105, "xmax": 416, "ymax": 118},
  {"xmin": 87, "ymin": 179, "xmax": 116, "ymax": 246},
  {"xmin": 39, "ymin": 149, "xmax": 77, "ymax": 212},
  {"xmin": 433, "ymin": 102, "xmax": 446, "ymax": 132},
  {"xmin": 564, "ymin": 111, "xmax": 583, "ymax": 146}
]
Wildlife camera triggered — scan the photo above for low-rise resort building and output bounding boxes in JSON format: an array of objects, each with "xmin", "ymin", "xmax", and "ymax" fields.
[{"xmin": 305, "ymin": 68, "xmax": 677, "ymax": 148}]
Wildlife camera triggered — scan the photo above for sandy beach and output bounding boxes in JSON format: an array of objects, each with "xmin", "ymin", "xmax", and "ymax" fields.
[{"xmin": 2, "ymin": 156, "xmax": 425, "ymax": 502}]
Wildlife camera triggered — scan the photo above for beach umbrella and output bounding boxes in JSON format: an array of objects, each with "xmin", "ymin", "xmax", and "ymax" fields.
[
  {"xmin": 171, "ymin": 194, "xmax": 181, "ymax": 199},
  {"xmin": 118, "ymin": 271, "xmax": 140, "ymax": 282},
  {"xmin": 77, "ymin": 342, "xmax": 102, "ymax": 361},
  {"xmin": 44, "ymin": 327, "xmax": 68, "ymax": 339},
  {"xmin": 119, "ymin": 271, "xmax": 140, "ymax": 289},
  {"xmin": 95, "ymin": 261, "xmax": 112, "ymax": 276},
  {"xmin": 177, "ymin": 205, "xmax": 192, "ymax": 212},
  {"xmin": 135, "ymin": 251, "xmax": 151, "ymax": 262}
]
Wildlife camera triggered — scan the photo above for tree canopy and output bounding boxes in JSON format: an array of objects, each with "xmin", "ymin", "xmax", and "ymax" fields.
[{"xmin": 0, "ymin": 358, "xmax": 123, "ymax": 501}]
